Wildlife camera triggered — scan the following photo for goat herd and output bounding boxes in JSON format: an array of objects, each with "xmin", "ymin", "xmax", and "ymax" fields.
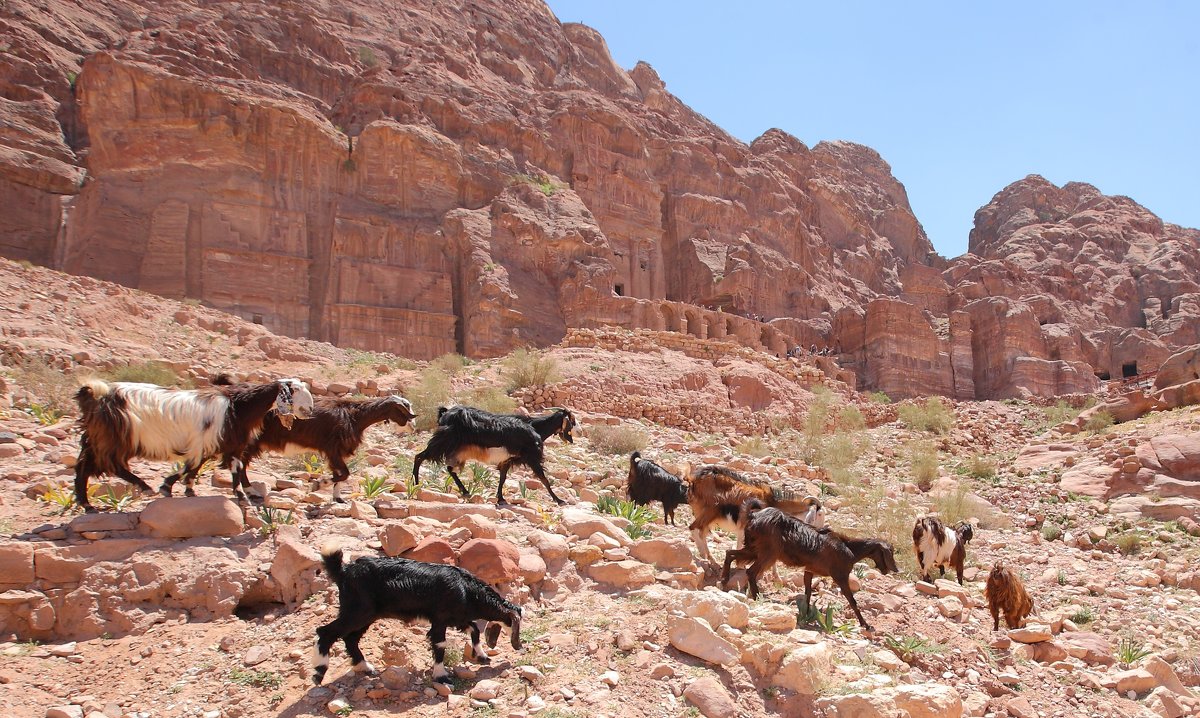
[{"xmin": 65, "ymin": 376, "xmax": 1034, "ymax": 687}]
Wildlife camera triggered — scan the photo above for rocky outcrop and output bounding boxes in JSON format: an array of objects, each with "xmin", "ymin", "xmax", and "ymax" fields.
[{"xmin": 1, "ymin": 1, "xmax": 1196, "ymax": 398}]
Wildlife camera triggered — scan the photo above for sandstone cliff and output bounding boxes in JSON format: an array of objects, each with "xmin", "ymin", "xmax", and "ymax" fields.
[{"xmin": 1, "ymin": 0, "xmax": 1196, "ymax": 399}]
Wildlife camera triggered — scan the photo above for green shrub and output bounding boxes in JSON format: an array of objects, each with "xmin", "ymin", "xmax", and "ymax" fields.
[
  {"xmin": 963, "ymin": 454, "xmax": 997, "ymax": 481},
  {"xmin": 1116, "ymin": 637, "xmax": 1151, "ymax": 667},
  {"xmin": 1041, "ymin": 522, "xmax": 1063, "ymax": 542},
  {"xmin": 869, "ymin": 391, "xmax": 892, "ymax": 404},
  {"xmin": 931, "ymin": 484, "xmax": 1007, "ymax": 529},
  {"xmin": 1115, "ymin": 531, "xmax": 1141, "ymax": 555},
  {"xmin": 503, "ymin": 349, "xmax": 561, "ymax": 392},
  {"xmin": 103, "ymin": 360, "xmax": 187, "ymax": 387},
  {"xmin": 1042, "ymin": 400, "xmax": 1081, "ymax": 426},
  {"xmin": 837, "ymin": 405, "xmax": 866, "ymax": 431},
  {"xmin": 432, "ymin": 353, "xmax": 469, "ymax": 376},
  {"xmin": 11, "ymin": 358, "xmax": 76, "ymax": 415},
  {"xmin": 463, "ymin": 385, "xmax": 518, "ymax": 414},
  {"xmin": 1082, "ymin": 410, "xmax": 1115, "ymax": 433},
  {"xmin": 588, "ymin": 424, "xmax": 647, "ymax": 455},
  {"xmin": 595, "ymin": 495, "xmax": 656, "ymax": 539},
  {"xmin": 897, "ymin": 397, "xmax": 955, "ymax": 434},
  {"xmin": 735, "ymin": 436, "xmax": 770, "ymax": 458},
  {"xmin": 1069, "ymin": 606, "xmax": 1095, "ymax": 625},
  {"xmin": 409, "ymin": 366, "xmax": 452, "ymax": 430},
  {"xmin": 908, "ymin": 442, "xmax": 939, "ymax": 491}
]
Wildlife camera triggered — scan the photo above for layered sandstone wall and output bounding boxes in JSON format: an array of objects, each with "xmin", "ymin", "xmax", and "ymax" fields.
[{"xmin": 0, "ymin": 0, "xmax": 1196, "ymax": 397}]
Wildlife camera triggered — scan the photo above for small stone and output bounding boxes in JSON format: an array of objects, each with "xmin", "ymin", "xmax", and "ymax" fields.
[
  {"xmin": 45, "ymin": 708, "xmax": 83, "ymax": 718},
  {"xmin": 599, "ymin": 670, "xmax": 619, "ymax": 687},
  {"xmin": 243, "ymin": 645, "xmax": 271, "ymax": 666}
]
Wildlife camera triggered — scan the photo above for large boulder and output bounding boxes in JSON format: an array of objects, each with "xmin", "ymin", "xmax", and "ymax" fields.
[
  {"xmin": 890, "ymin": 683, "xmax": 963, "ymax": 718},
  {"xmin": 457, "ymin": 538, "xmax": 522, "ymax": 585},
  {"xmin": 588, "ymin": 560, "xmax": 655, "ymax": 590},
  {"xmin": 401, "ymin": 536, "xmax": 456, "ymax": 565},
  {"xmin": 1155, "ymin": 345, "xmax": 1200, "ymax": 389},
  {"xmin": 629, "ymin": 537, "xmax": 695, "ymax": 570},
  {"xmin": 668, "ymin": 615, "xmax": 739, "ymax": 666},
  {"xmin": 139, "ymin": 497, "xmax": 244, "ymax": 538},
  {"xmin": 269, "ymin": 529, "xmax": 321, "ymax": 605},
  {"xmin": 682, "ymin": 676, "xmax": 739, "ymax": 718},
  {"xmin": 771, "ymin": 641, "xmax": 833, "ymax": 694},
  {"xmin": 679, "ymin": 590, "xmax": 749, "ymax": 630}
]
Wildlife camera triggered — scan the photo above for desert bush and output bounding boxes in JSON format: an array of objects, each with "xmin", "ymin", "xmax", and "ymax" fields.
[
  {"xmin": 869, "ymin": 391, "xmax": 892, "ymax": 404},
  {"xmin": 897, "ymin": 397, "xmax": 955, "ymax": 434},
  {"xmin": 596, "ymin": 495, "xmax": 656, "ymax": 539},
  {"xmin": 463, "ymin": 384, "xmax": 518, "ymax": 414},
  {"xmin": 588, "ymin": 424, "xmax": 648, "ymax": 455},
  {"xmin": 1042, "ymin": 400, "xmax": 1081, "ymax": 426},
  {"xmin": 802, "ymin": 390, "xmax": 834, "ymax": 463},
  {"xmin": 931, "ymin": 484, "xmax": 1008, "ymax": 530},
  {"xmin": 837, "ymin": 405, "xmax": 866, "ymax": 431},
  {"xmin": 11, "ymin": 358, "xmax": 77, "ymax": 414},
  {"xmin": 963, "ymin": 454, "xmax": 997, "ymax": 481},
  {"xmin": 409, "ymin": 366, "xmax": 452, "ymax": 431},
  {"xmin": 432, "ymin": 353, "xmax": 469, "ymax": 376},
  {"xmin": 1115, "ymin": 531, "xmax": 1141, "ymax": 555},
  {"xmin": 103, "ymin": 360, "xmax": 188, "ymax": 387},
  {"xmin": 503, "ymin": 348, "xmax": 561, "ymax": 392},
  {"xmin": 1041, "ymin": 522, "xmax": 1063, "ymax": 542},
  {"xmin": 908, "ymin": 441, "xmax": 939, "ymax": 491},
  {"xmin": 735, "ymin": 436, "xmax": 770, "ymax": 458},
  {"xmin": 820, "ymin": 432, "xmax": 869, "ymax": 484},
  {"xmin": 1082, "ymin": 411, "xmax": 1115, "ymax": 433},
  {"xmin": 841, "ymin": 483, "xmax": 919, "ymax": 576}
]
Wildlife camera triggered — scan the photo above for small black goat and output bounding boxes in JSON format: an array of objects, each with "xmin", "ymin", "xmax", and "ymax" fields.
[
  {"xmin": 721, "ymin": 499, "xmax": 897, "ymax": 630},
  {"xmin": 627, "ymin": 451, "xmax": 688, "ymax": 526},
  {"xmin": 226, "ymin": 393, "xmax": 415, "ymax": 503},
  {"xmin": 412, "ymin": 406, "xmax": 573, "ymax": 505},
  {"xmin": 912, "ymin": 516, "xmax": 974, "ymax": 585},
  {"xmin": 314, "ymin": 544, "xmax": 522, "ymax": 685}
]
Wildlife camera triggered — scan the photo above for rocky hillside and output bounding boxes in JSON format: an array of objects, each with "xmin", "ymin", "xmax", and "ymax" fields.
[
  {"xmin": 5, "ymin": 0, "xmax": 1196, "ymax": 402},
  {"xmin": 2, "ymin": 260, "xmax": 1200, "ymax": 718}
]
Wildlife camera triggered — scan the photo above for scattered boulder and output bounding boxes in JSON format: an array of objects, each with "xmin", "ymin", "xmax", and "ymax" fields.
[
  {"xmin": 401, "ymin": 536, "xmax": 455, "ymax": 565},
  {"xmin": 771, "ymin": 642, "xmax": 833, "ymax": 695},
  {"xmin": 588, "ymin": 560, "xmax": 655, "ymax": 589},
  {"xmin": 682, "ymin": 676, "xmax": 739, "ymax": 718},
  {"xmin": 139, "ymin": 497, "xmax": 244, "ymax": 538},
  {"xmin": 629, "ymin": 537, "xmax": 694, "ymax": 570},
  {"xmin": 457, "ymin": 539, "xmax": 522, "ymax": 585},
  {"xmin": 668, "ymin": 615, "xmax": 739, "ymax": 666}
]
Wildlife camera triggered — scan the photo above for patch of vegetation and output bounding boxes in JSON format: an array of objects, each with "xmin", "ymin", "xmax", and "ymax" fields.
[
  {"xmin": 907, "ymin": 441, "xmax": 939, "ymax": 491},
  {"xmin": 1043, "ymin": 400, "xmax": 1083, "ymax": 426},
  {"xmin": 802, "ymin": 388, "xmax": 834, "ymax": 463},
  {"xmin": 588, "ymin": 424, "xmax": 648, "ymax": 456},
  {"xmin": 103, "ymin": 360, "xmax": 188, "ymax": 387},
  {"xmin": 1082, "ymin": 410, "xmax": 1115, "ymax": 433},
  {"xmin": 89, "ymin": 485, "xmax": 134, "ymax": 512},
  {"xmin": 1069, "ymin": 606, "xmax": 1095, "ymax": 625},
  {"xmin": 931, "ymin": 484, "xmax": 1008, "ymax": 530},
  {"xmin": 432, "ymin": 353, "xmax": 469, "ymax": 376},
  {"xmin": 1115, "ymin": 530, "xmax": 1142, "ymax": 555},
  {"xmin": 797, "ymin": 597, "xmax": 854, "ymax": 636},
  {"xmin": 291, "ymin": 453, "xmax": 326, "ymax": 474},
  {"xmin": 37, "ymin": 484, "xmax": 79, "ymax": 515},
  {"xmin": 26, "ymin": 402, "xmax": 65, "ymax": 426},
  {"xmin": 819, "ymin": 431, "xmax": 869, "ymax": 484},
  {"xmin": 11, "ymin": 357, "xmax": 77, "ymax": 416},
  {"xmin": 843, "ymin": 483, "xmax": 920, "ymax": 576},
  {"xmin": 356, "ymin": 475, "xmax": 393, "ymax": 500},
  {"xmin": 596, "ymin": 495, "xmax": 656, "ymax": 539},
  {"xmin": 462, "ymin": 384, "xmax": 517, "ymax": 414},
  {"xmin": 256, "ymin": 507, "xmax": 295, "ymax": 537},
  {"xmin": 837, "ymin": 405, "xmax": 866, "ymax": 431},
  {"xmin": 409, "ymin": 366, "xmax": 452, "ymax": 431},
  {"xmin": 228, "ymin": 667, "xmax": 282, "ymax": 689},
  {"xmin": 735, "ymin": 436, "xmax": 770, "ymax": 458},
  {"xmin": 465, "ymin": 464, "xmax": 495, "ymax": 496},
  {"xmin": 1041, "ymin": 523, "xmax": 1063, "ymax": 542},
  {"xmin": 869, "ymin": 391, "xmax": 891, "ymax": 404},
  {"xmin": 1116, "ymin": 637, "xmax": 1151, "ymax": 667},
  {"xmin": 962, "ymin": 454, "xmax": 997, "ymax": 481},
  {"xmin": 882, "ymin": 634, "xmax": 942, "ymax": 664},
  {"xmin": 513, "ymin": 173, "xmax": 560, "ymax": 196},
  {"xmin": 897, "ymin": 397, "xmax": 955, "ymax": 434},
  {"xmin": 358, "ymin": 46, "xmax": 378, "ymax": 67},
  {"xmin": 503, "ymin": 348, "xmax": 561, "ymax": 392}
]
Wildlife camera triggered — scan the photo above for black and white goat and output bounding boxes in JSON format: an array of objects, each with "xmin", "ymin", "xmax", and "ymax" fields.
[
  {"xmin": 912, "ymin": 516, "xmax": 974, "ymax": 585},
  {"xmin": 721, "ymin": 499, "xmax": 898, "ymax": 630},
  {"xmin": 627, "ymin": 451, "xmax": 688, "ymax": 526},
  {"xmin": 226, "ymin": 393, "xmax": 415, "ymax": 503},
  {"xmin": 411, "ymin": 406, "xmax": 573, "ymax": 505},
  {"xmin": 314, "ymin": 544, "xmax": 522, "ymax": 685},
  {"xmin": 73, "ymin": 378, "xmax": 313, "ymax": 511}
]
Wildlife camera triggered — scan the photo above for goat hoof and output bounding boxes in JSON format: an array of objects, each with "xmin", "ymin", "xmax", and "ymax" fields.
[
  {"xmin": 82, "ymin": 504, "xmax": 98, "ymax": 514},
  {"xmin": 158, "ymin": 486, "xmax": 172, "ymax": 498},
  {"xmin": 184, "ymin": 488, "xmax": 196, "ymax": 497},
  {"xmin": 433, "ymin": 674, "xmax": 454, "ymax": 685}
]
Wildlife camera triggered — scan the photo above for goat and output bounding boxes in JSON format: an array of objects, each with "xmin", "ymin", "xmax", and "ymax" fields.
[
  {"xmin": 314, "ymin": 544, "xmax": 522, "ymax": 685},
  {"xmin": 225, "ymin": 394, "xmax": 415, "ymax": 503},
  {"xmin": 985, "ymin": 563, "xmax": 1034, "ymax": 631},
  {"xmin": 412, "ymin": 406, "xmax": 572, "ymax": 505},
  {"xmin": 73, "ymin": 378, "xmax": 313, "ymax": 512},
  {"xmin": 685, "ymin": 464, "xmax": 825, "ymax": 563},
  {"xmin": 912, "ymin": 516, "xmax": 974, "ymax": 585},
  {"xmin": 627, "ymin": 451, "xmax": 688, "ymax": 526},
  {"xmin": 720, "ymin": 499, "xmax": 898, "ymax": 631}
]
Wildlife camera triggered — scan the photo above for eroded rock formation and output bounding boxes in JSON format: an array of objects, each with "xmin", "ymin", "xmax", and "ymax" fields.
[{"xmin": 1, "ymin": 0, "xmax": 1196, "ymax": 398}]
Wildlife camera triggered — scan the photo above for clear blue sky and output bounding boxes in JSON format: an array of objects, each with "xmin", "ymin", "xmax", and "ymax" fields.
[{"xmin": 545, "ymin": 1, "xmax": 1199, "ymax": 258}]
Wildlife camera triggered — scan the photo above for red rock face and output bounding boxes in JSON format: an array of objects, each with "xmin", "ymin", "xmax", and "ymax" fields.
[{"xmin": 0, "ymin": 1, "xmax": 1196, "ymax": 399}]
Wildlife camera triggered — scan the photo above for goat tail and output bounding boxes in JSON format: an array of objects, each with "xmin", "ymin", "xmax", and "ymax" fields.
[
  {"xmin": 740, "ymin": 497, "xmax": 767, "ymax": 527},
  {"xmin": 775, "ymin": 495, "xmax": 821, "ymax": 515},
  {"xmin": 630, "ymin": 450, "xmax": 641, "ymax": 465},
  {"xmin": 320, "ymin": 540, "xmax": 345, "ymax": 583}
]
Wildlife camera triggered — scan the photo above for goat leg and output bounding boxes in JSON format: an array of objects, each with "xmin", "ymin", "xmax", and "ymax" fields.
[
  {"xmin": 74, "ymin": 444, "xmax": 97, "ymax": 512},
  {"xmin": 834, "ymin": 574, "xmax": 871, "ymax": 631},
  {"xmin": 495, "ymin": 461, "xmax": 511, "ymax": 505},
  {"xmin": 466, "ymin": 620, "xmax": 490, "ymax": 665},
  {"xmin": 527, "ymin": 456, "xmax": 565, "ymax": 506},
  {"xmin": 445, "ymin": 466, "xmax": 471, "ymax": 498},
  {"xmin": 329, "ymin": 456, "xmax": 351, "ymax": 504},
  {"xmin": 428, "ymin": 623, "xmax": 452, "ymax": 684},
  {"xmin": 344, "ymin": 626, "xmax": 377, "ymax": 676}
]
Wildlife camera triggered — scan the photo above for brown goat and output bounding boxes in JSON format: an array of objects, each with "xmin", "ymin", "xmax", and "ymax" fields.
[
  {"xmin": 686, "ymin": 465, "xmax": 824, "ymax": 563},
  {"xmin": 985, "ymin": 563, "xmax": 1034, "ymax": 631},
  {"xmin": 912, "ymin": 516, "xmax": 974, "ymax": 585},
  {"xmin": 720, "ymin": 499, "xmax": 898, "ymax": 630}
]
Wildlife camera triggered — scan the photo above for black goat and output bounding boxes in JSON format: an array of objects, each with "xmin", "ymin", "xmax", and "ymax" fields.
[
  {"xmin": 721, "ymin": 499, "xmax": 897, "ymax": 630},
  {"xmin": 314, "ymin": 545, "xmax": 522, "ymax": 685},
  {"xmin": 412, "ymin": 406, "xmax": 571, "ymax": 505},
  {"xmin": 627, "ymin": 451, "xmax": 689, "ymax": 526}
]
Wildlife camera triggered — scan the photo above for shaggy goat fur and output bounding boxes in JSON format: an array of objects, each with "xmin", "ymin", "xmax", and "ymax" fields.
[
  {"xmin": 685, "ymin": 464, "xmax": 825, "ymax": 562},
  {"xmin": 412, "ymin": 405, "xmax": 569, "ymax": 505},
  {"xmin": 314, "ymin": 545, "xmax": 522, "ymax": 685},
  {"xmin": 627, "ymin": 451, "xmax": 689, "ymax": 526},
  {"xmin": 912, "ymin": 516, "xmax": 974, "ymax": 584},
  {"xmin": 985, "ymin": 563, "xmax": 1034, "ymax": 631},
  {"xmin": 721, "ymin": 499, "xmax": 898, "ymax": 630},
  {"xmin": 228, "ymin": 394, "xmax": 414, "ymax": 503},
  {"xmin": 73, "ymin": 378, "xmax": 312, "ymax": 511}
]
